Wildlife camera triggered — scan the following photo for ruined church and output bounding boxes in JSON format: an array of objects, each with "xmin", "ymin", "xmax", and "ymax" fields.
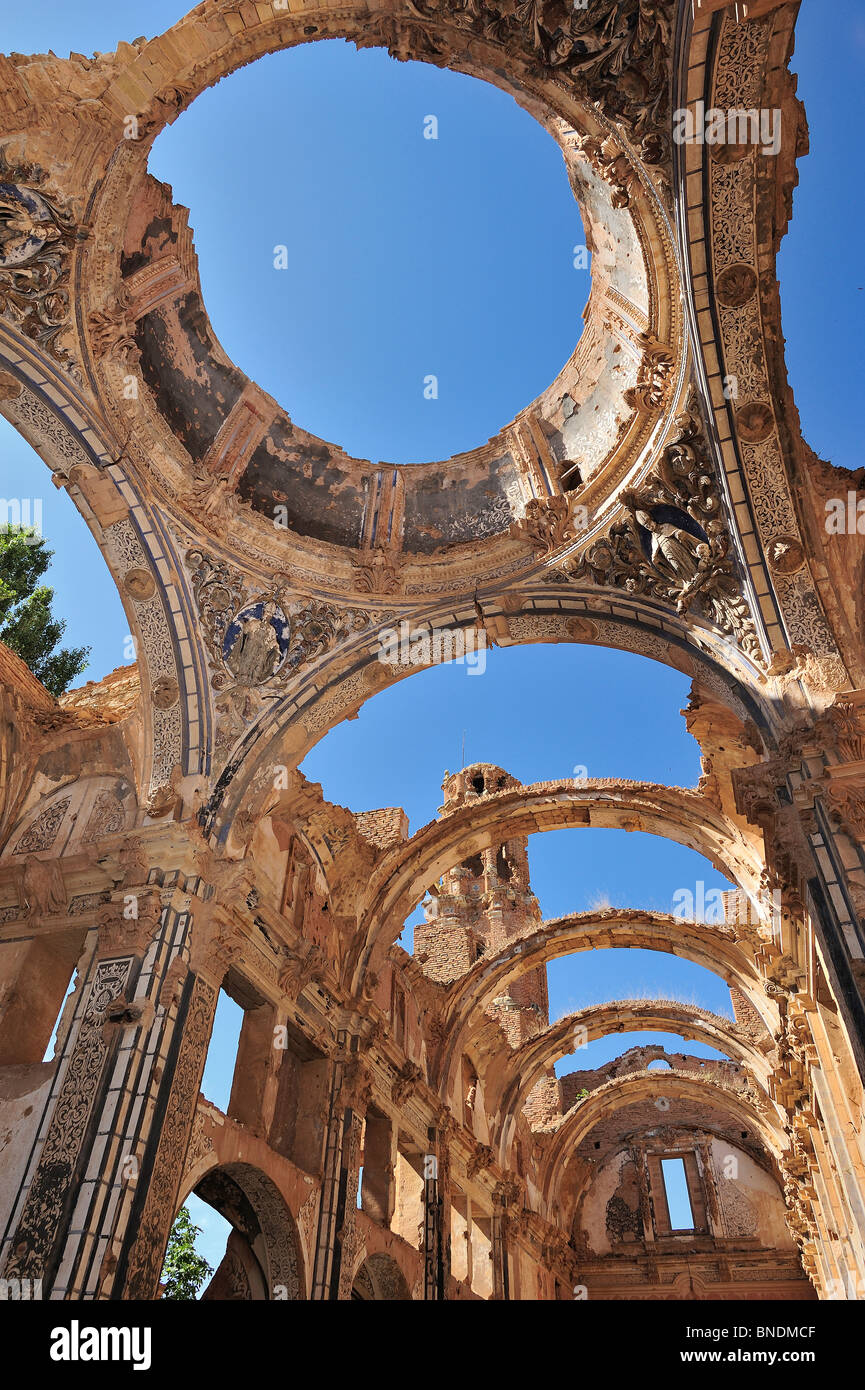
[{"xmin": 1, "ymin": 0, "xmax": 864, "ymax": 1304}]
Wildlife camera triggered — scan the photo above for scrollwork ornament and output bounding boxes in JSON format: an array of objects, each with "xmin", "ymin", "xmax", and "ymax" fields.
[
  {"xmin": 390, "ymin": 0, "xmax": 673, "ymax": 145},
  {"xmin": 0, "ymin": 148, "xmax": 79, "ymax": 364}
]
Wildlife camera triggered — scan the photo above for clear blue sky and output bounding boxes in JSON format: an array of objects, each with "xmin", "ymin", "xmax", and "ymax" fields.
[{"xmin": 2, "ymin": 0, "xmax": 861, "ymax": 1277}]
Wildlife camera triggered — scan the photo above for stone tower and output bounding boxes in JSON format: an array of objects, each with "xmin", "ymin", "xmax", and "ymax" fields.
[{"xmin": 415, "ymin": 764, "xmax": 558, "ymax": 1120}]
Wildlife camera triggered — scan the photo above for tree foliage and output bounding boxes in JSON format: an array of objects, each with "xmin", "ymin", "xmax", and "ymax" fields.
[
  {"xmin": 160, "ymin": 1206, "xmax": 213, "ymax": 1301},
  {"xmin": 0, "ymin": 527, "xmax": 89, "ymax": 695}
]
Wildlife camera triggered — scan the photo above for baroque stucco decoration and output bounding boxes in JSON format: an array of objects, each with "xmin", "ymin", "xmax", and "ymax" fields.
[
  {"xmin": 556, "ymin": 404, "xmax": 762, "ymax": 662},
  {"xmin": 0, "ymin": 149, "xmax": 79, "ymax": 365},
  {"xmin": 0, "ymin": 0, "xmax": 861, "ymax": 1311}
]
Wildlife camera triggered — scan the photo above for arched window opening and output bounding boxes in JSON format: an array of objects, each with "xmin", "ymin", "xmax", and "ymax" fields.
[{"xmin": 171, "ymin": 1165, "xmax": 305, "ymax": 1301}]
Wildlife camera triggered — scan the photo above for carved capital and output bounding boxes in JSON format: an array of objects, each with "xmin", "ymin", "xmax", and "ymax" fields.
[
  {"xmin": 466, "ymin": 1143, "xmax": 495, "ymax": 1179},
  {"xmin": 339, "ymin": 1055, "xmax": 373, "ymax": 1114},
  {"xmin": 352, "ymin": 548, "xmax": 402, "ymax": 595},
  {"xmin": 96, "ymin": 886, "xmax": 163, "ymax": 958}
]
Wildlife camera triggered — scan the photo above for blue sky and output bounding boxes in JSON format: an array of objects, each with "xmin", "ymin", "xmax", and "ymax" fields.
[{"xmin": 2, "ymin": 0, "xmax": 862, "ymax": 1280}]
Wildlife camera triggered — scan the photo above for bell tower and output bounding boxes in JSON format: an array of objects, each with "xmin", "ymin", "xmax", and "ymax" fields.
[{"xmin": 415, "ymin": 762, "xmax": 553, "ymax": 1058}]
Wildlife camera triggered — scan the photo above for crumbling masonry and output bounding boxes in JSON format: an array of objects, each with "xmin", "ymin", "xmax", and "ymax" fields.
[{"xmin": 0, "ymin": 0, "xmax": 863, "ymax": 1299}]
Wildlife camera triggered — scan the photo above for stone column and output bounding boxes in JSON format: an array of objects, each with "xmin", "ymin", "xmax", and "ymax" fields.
[
  {"xmin": 109, "ymin": 879, "xmax": 237, "ymax": 1300},
  {"xmin": 734, "ymin": 736, "xmax": 865, "ymax": 1082},
  {"xmin": 491, "ymin": 1181, "xmax": 514, "ymax": 1300}
]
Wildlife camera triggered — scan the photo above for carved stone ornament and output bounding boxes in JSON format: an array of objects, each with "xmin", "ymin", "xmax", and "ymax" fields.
[
  {"xmin": 467, "ymin": 1143, "xmax": 495, "ymax": 1178},
  {"xmin": 825, "ymin": 776, "xmax": 865, "ymax": 843},
  {"xmin": 138, "ymin": 84, "xmax": 193, "ymax": 137},
  {"xmin": 351, "ymin": 548, "xmax": 402, "ymax": 595},
  {"xmin": 766, "ymin": 536, "xmax": 805, "ymax": 576},
  {"xmin": 622, "ymin": 332, "xmax": 675, "ymax": 412},
  {"xmin": 339, "ymin": 1056, "xmax": 373, "ymax": 1113},
  {"xmin": 87, "ymin": 283, "xmax": 140, "ymax": 365},
  {"xmin": 509, "ymin": 495, "xmax": 581, "ymax": 558},
  {"xmin": 2, "ymin": 957, "xmax": 134, "ymax": 1284},
  {"xmin": 715, "ymin": 263, "xmax": 757, "ymax": 309},
  {"xmin": 123, "ymin": 567, "xmax": 156, "ymax": 600},
  {"xmin": 821, "ymin": 697, "xmax": 865, "ymax": 764},
  {"xmin": 278, "ymin": 942, "xmax": 326, "ymax": 999},
  {"xmin": 96, "ymin": 888, "xmax": 162, "ymax": 958},
  {"xmin": 391, "ymin": 1061, "xmax": 422, "ymax": 1107},
  {"xmin": 0, "ymin": 148, "xmax": 78, "ymax": 364},
  {"xmin": 574, "ymin": 131, "xmax": 641, "ymax": 209},
  {"xmin": 13, "ymin": 854, "xmax": 67, "ymax": 916},
  {"xmin": 360, "ymin": 0, "xmax": 673, "ymax": 148},
  {"xmin": 151, "ymin": 676, "xmax": 180, "ymax": 710},
  {"xmin": 186, "ymin": 548, "xmax": 373, "ymax": 692},
  {"xmin": 554, "ymin": 407, "xmax": 763, "ymax": 662}
]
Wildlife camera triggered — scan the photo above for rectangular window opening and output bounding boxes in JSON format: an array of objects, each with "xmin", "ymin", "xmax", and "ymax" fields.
[
  {"xmin": 661, "ymin": 1157, "xmax": 694, "ymax": 1232},
  {"xmin": 200, "ymin": 988, "xmax": 245, "ymax": 1111}
]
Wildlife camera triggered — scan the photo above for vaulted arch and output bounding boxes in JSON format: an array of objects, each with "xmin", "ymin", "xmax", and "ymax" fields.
[
  {"xmin": 538, "ymin": 1069, "xmax": 787, "ymax": 1210},
  {"xmin": 482, "ymin": 998, "xmax": 774, "ymax": 1157},
  {"xmin": 349, "ymin": 780, "xmax": 766, "ymax": 990},
  {"xmin": 177, "ymin": 1161, "xmax": 306, "ymax": 1302},
  {"xmin": 430, "ymin": 909, "xmax": 776, "ymax": 1096}
]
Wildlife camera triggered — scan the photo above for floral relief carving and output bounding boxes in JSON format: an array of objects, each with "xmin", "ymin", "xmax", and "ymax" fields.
[
  {"xmin": 13, "ymin": 797, "xmax": 71, "ymax": 854},
  {"xmin": 186, "ymin": 548, "xmax": 375, "ymax": 697}
]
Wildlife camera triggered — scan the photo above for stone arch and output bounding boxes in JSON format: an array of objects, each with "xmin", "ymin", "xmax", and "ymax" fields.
[
  {"xmin": 0, "ymin": 347, "xmax": 201, "ymax": 816},
  {"xmin": 84, "ymin": 2, "xmax": 681, "ymax": 551},
  {"xmin": 350, "ymin": 1251, "xmax": 412, "ymax": 1302},
  {"xmin": 433, "ymin": 911, "xmax": 775, "ymax": 1099},
  {"xmin": 3, "ymin": 0, "xmax": 799, "ymax": 854},
  {"xmin": 183, "ymin": 1161, "xmax": 305, "ymax": 1301},
  {"xmin": 539, "ymin": 1070, "xmax": 786, "ymax": 1209},
  {"xmin": 204, "ymin": 603, "xmax": 778, "ymax": 846},
  {"xmin": 348, "ymin": 780, "xmax": 766, "ymax": 991},
  {"xmin": 483, "ymin": 998, "xmax": 774, "ymax": 1156}
]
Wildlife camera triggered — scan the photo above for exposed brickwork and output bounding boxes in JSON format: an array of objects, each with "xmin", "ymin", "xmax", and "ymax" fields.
[
  {"xmin": 355, "ymin": 807, "xmax": 409, "ymax": 850},
  {"xmin": 0, "ymin": 639, "xmax": 54, "ymax": 709}
]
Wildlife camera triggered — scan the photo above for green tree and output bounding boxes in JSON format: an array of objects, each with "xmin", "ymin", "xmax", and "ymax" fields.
[
  {"xmin": 160, "ymin": 1206, "xmax": 213, "ymax": 1301},
  {"xmin": 0, "ymin": 527, "xmax": 89, "ymax": 695}
]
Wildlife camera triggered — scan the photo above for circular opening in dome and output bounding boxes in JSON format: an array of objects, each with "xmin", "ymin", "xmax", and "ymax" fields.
[{"xmin": 147, "ymin": 40, "xmax": 589, "ymax": 465}]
